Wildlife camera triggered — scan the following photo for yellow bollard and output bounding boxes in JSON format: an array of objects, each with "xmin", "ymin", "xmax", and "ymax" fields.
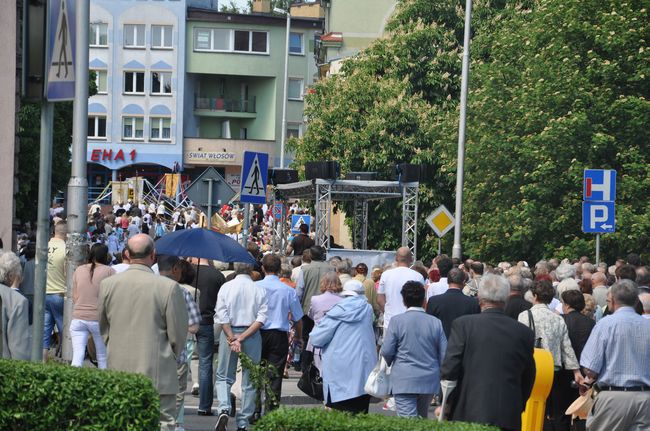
[{"xmin": 521, "ymin": 348, "xmax": 554, "ymax": 431}]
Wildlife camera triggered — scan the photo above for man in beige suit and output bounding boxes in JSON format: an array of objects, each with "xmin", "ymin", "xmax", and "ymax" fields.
[{"xmin": 99, "ymin": 234, "xmax": 188, "ymax": 431}]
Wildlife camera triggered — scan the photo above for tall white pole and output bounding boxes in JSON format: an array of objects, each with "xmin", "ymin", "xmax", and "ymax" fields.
[
  {"xmin": 279, "ymin": 12, "xmax": 290, "ymax": 168},
  {"xmin": 62, "ymin": 0, "xmax": 90, "ymax": 361},
  {"xmin": 31, "ymin": 102, "xmax": 54, "ymax": 362},
  {"xmin": 452, "ymin": 0, "xmax": 473, "ymax": 260}
]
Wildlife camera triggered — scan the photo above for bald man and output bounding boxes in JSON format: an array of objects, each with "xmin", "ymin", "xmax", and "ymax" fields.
[
  {"xmin": 591, "ymin": 272, "xmax": 608, "ymax": 308},
  {"xmin": 99, "ymin": 234, "xmax": 188, "ymax": 431},
  {"xmin": 377, "ymin": 247, "xmax": 425, "ymax": 330}
]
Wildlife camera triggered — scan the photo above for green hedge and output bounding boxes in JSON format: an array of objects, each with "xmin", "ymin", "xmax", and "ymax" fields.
[
  {"xmin": 0, "ymin": 359, "xmax": 160, "ymax": 430},
  {"xmin": 253, "ymin": 408, "xmax": 499, "ymax": 431}
]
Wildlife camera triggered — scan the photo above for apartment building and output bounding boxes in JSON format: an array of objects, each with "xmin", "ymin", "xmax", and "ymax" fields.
[
  {"xmin": 183, "ymin": 6, "xmax": 322, "ymax": 187},
  {"xmin": 86, "ymin": 0, "xmax": 187, "ymax": 188}
]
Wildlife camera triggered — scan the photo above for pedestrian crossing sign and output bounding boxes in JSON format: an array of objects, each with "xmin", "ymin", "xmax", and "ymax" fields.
[
  {"xmin": 291, "ymin": 215, "xmax": 311, "ymax": 234},
  {"xmin": 46, "ymin": 0, "xmax": 76, "ymax": 101},
  {"xmin": 240, "ymin": 151, "xmax": 269, "ymax": 204}
]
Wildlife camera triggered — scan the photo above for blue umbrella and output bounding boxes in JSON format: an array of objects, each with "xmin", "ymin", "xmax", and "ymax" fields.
[{"xmin": 154, "ymin": 228, "xmax": 255, "ymax": 264}]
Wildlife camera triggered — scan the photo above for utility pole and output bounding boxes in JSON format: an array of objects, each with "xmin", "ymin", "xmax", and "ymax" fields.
[
  {"xmin": 452, "ymin": 0, "xmax": 473, "ymax": 260},
  {"xmin": 62, "ymin": 0, "xmax": 90, "ymax": 361},
  {"xmin": 275, "ymin": 8, "xmax": 291, "ymax": 168},
  {"xmin": 31, "ymin": 102, "xmax": 53, "ymax": 362}
]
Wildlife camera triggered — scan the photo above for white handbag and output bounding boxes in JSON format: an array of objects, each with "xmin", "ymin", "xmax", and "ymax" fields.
[{"xmin": 364, "ymin": 357, "xmax": 391, "ymax": 397}]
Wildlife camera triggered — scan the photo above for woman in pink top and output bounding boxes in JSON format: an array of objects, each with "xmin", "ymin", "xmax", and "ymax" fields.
[{"xmin": 70, "ymin": 243, "xmax": 115, "ymax": 368}]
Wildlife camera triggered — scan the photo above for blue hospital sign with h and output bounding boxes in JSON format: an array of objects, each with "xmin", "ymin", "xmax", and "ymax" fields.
[{"xmin": 583, "ymin": 169, "xmax": 616, "ymax": 202}]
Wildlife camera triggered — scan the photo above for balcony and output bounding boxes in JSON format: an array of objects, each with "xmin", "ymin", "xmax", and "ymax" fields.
[{"xmin": 194, "ymin": 95, "xmax": 257, "ymax": 119}]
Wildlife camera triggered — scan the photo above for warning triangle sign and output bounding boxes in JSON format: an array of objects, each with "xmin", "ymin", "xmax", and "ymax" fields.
[
  {"xmin": 293, "ymin": 216, "xmax": 306, "ymax": 231},
  {"xmin": 48, "ymin": 0, "xmax": 75, "ymax": 84},
  {"xmin": 242, "ymin": 154, "xmax": 263, "ymax": 197}
]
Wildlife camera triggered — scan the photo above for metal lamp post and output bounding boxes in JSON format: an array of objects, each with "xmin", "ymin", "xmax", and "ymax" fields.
[
  {"xmin": 452, "ymin": 0, "xmax": 473, "ymax": 260},
  {"xmin": 274, "ymin": 7, "xmax": 290, "ymax": 168}
]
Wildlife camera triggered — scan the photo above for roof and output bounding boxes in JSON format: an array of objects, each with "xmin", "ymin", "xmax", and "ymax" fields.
[
  {"xmin": 319, "ymin": 32, "xmax": 343, "ymax": 42},
  {"xmin": 187, "ymin": 8, "xmax": 323, "ymax": 30},
  {"xmin": 275, "ymin": 179, "xmax": 417, "ymax": 201}
]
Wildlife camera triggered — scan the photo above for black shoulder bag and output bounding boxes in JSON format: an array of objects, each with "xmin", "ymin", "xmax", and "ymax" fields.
[
  {"xmin": 527, "ymin": 309, "xmax": 543, "ymax": 348},
  {"xmin": 297, "ymin": 349, "xmax": 324, "ymax": 401}
]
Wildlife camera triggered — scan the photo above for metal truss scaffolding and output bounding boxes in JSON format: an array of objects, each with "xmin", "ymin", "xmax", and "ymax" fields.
[
  {"xmin": 274, "ymin": 179, "xmax": 420, "ymax": 259},
  {"xmin": 401, "ymin": 182, "xmax": 419, "ymax": 259}
]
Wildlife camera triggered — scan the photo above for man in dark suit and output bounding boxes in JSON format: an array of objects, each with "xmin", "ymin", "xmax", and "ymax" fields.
[
  {"xmin": 426, "ymin": 268, "xmax": 480, "ymax": 338},
  {"xmin": 440, "ymin": 273, "xmax": 536, "ymax": 431},
  {"xmin": 504, "ymin": 273, "xmax": 532, "ymax": 319}
]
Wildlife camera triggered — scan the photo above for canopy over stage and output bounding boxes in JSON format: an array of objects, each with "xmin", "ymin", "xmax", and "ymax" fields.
[{"xmin": 273, "ymin": 178, "xmax": 420, "ymax": 260}]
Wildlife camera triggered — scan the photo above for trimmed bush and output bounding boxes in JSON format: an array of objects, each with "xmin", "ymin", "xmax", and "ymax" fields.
[
  {"xmin": 0, "ymin": 359, "xmax": 160, "ymax": 430},
  {"xmin": 253, "ymin": 407, "xmax": 499, "ymax": 431}
]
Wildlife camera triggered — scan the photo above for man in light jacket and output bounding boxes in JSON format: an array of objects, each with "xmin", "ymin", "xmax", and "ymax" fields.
[
  {"xmin": 99, "ymin": 234, "xmax": 188, "ymax": 431},
  {"xmin": 381, "ymin": 280, "xmax": 447, "ymax": 417}
]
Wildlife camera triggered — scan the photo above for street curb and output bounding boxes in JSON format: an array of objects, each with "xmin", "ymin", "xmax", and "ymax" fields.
[{"xmin": 280, "ymin": 395, "xmax": 322, "ymax": 405}]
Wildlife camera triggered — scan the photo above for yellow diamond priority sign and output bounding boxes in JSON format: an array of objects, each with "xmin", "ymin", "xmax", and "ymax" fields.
[{"xmin": 426, "ymin": 205, "xmax": 455, "ymax": 237}]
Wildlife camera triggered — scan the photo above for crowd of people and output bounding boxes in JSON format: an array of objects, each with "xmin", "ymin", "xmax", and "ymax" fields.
[{"xmin": 1, "ymin": 202, "xmax": 649, "ymax": 431}]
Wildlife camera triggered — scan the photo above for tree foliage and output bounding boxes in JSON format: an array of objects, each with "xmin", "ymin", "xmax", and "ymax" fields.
[
  {"xmin": 453, "ymin": 0, "xmax": 650, "ymax": 263},
  {"xmin": 16, "ymin": 71, "xmax": 98, "ymax": 225},
  {"xmin": 290, "ymin": 0, "xmax": 649, "ymax": 263}
]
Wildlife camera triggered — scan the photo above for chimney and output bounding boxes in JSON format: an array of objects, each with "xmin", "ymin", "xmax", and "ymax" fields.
[{"xmin": 252, "ymin": 0, "xmax": 271, "ymax": 14}]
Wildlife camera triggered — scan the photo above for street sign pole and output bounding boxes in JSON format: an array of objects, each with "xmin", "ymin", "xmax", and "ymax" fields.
[
  {"xmin": 62, "ymin": 0, "xmax": 89, "ymax": 361},
  {"xmin": 438, "ymin": 238, "xmax": 442, "ymax": 256},
  {"xmin": 204, "ymin": 178, "xmax": 214, "ymax": 229},
  {"xmin": 31, "ymin": 101, "xmax": 54, "ymax": 362},
  {"xmin": 242, "ymin": 204, "xmax": 250, "ymax": 246},
  {"xmin": 452, "ymin": 0, "xmax": 473, "ymax": 260},
  {"xmin": 595, "ymin": 234, "xmax": 600, "ymax": 266}
]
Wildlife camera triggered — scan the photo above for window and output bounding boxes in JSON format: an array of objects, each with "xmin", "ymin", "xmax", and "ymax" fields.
[
  {"xmin": 289, "ymin": 32, "xmax": 303, "ymax": 55},
  {"xmin": 288, "ymin": 78, "xmax": 304, "ymax": 100},
  {"xmin": 124, "ymin": 71, "xmax": 145, "ymax": 94},
  {"xmin": 90, "ymin": 23, "xmax": 108, "ymax": 47},
  {"xmin": 193, "ymin": 28, "xmax": 267, "ymax": 53},
  {"xmin": 124, "ymin": 24, "xmax": 145, "ymax": 48},
  {"xmin": 152, "ymin": 25, "xmax": 172, "ymax": 49},
  {"xmin": 93, "ymin": 70, "xmax": 107, "ymax": 93},
  {"xmin": 88, "ymin": 116, "xmax": 107, "ymax": 139},
  {"xmin": 123, "ymin": 117, "xmax": 144, "ymax": 140},
  {"xmin": 150, "ymin": 117, "xmax": 171, "ymax": 141},
  {"xmin": 151, "ymin": 72, "xmax": 172, "ymax": 95},
  {"xmin": 287, "ymin": 123, "xmax": 302, "ymax": 139}
]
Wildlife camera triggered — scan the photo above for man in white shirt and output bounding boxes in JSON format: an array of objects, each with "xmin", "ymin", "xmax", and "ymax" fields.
[
  {"xmin": 377, "ymin": 247, "xmax": 425, "ymax": 331},
  {"xmin": 213, "ymin": 263, "xmax": 268, "ymax": 431}
]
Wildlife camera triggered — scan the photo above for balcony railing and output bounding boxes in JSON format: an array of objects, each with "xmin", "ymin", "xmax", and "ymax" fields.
[{"xmin": 194, "ymin": 95, "xmax": 256, "ymax": 113}]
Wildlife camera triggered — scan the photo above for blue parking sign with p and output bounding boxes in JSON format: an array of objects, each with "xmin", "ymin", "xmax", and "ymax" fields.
[{"xmin": 582, "ymin": 202, "xmax": 615, "ymax": 233}]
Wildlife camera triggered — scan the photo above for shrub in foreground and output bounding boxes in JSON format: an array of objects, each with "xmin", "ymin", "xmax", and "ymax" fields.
[
  {"xmin": 0, "ymin": 359, "xmax": 159, "ymax": 430},
  {"xmin": 253, "ymin": 407, "xmax": 499, "ymax": 431}
]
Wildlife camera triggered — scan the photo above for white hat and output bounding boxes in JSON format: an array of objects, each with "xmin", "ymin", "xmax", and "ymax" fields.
[{"xmin": 341, "ymin": 280, "xmax": 365, "ymax": 297}]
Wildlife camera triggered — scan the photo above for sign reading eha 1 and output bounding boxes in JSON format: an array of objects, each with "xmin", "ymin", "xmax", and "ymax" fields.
[
  {"xmin": 47, "ymin": 0, "xmax": 76, "ymax": 101},
  {"xmin": 291, "ymin": 215, "xmax": 311, "ymax": 235},
  {"xmin": 240, "ymin": 151, "xmax": 269, "ymax": 204},
  {"xmin": 582, "ymin": 169, "xmax": 616, "ymax": 233}
]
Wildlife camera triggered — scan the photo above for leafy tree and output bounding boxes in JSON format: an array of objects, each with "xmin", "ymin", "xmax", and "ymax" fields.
[
  {"xmin": 290, "ymin": 0, "xmax": 648, "ymax": 264},
  {"xmin": 289, "ymin": 0, "xmax": 495, "ymax": 255},
  {"xmin": 450, "ymin": 0, "xmax": 649, "ymax": 263},
  {"xmin": 16, "ymin": 72, "xmax": 98, "ymax": 225}
]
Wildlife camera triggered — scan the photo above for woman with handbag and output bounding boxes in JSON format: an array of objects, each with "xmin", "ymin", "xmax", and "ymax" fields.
[
  {"xmin": 70, "ymin": 243, "xmax": 115, "ymax": 368},
  {"xmin": 380, "ymin": 281, "xmax": 447, "ymax": 418},
  {"xmin": 310, "ymin": 280, "xmax": 376, "ymax": 414},
  {"xmin": 518, "ymin": 280, "xmax": 583, "ymax": 431}
]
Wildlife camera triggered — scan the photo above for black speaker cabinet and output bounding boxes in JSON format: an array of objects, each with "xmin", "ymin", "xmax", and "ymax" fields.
[
  {"xmin": 268, "ymin": 168, "xmax": 298, "ymax": 185},
  {"xmin": 305, "ymin": 161, "xmax": 340, "ymax": 180},
  {"xmin": 396, "ymin": 163, "xmax": 421, "ymax": 182}
]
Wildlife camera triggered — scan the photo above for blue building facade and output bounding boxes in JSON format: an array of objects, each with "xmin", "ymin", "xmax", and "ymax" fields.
[{"xmin": 87, "ymin": 0, "xmax": 187, "ymax": 187}]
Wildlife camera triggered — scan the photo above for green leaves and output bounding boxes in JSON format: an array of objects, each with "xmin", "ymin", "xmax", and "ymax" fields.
[
  {"xmin": 0, "ymin": 360, "xmax": 159, "ymax": 430},
  {"xmin": 252, "ymin": 407, "xmax": 499, "ymax": 431}
]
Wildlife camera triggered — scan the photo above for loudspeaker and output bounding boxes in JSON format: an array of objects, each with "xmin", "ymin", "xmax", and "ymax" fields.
[
  {"xmin": 396, "ymin": 163, "xmax": 421, "ymax": 182},
  {"xmin": 268, "ymin": 168, "xmax": 298, "ymax": 185},
  {"xmin": 345, "ymin": 171, "xmax": 378, "ymax": 181},
  {"xmin": 305, "ymin": 161, "xmax": 340, "ymax": 180}
]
